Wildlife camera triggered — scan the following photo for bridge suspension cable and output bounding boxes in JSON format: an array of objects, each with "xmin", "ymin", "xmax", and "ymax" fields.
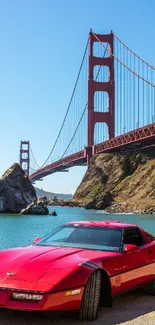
[
  {"xmin": 110, "ymin": 31, "xmax": 155, "ymax": 136},
  {"xmin": 30, "ymin": 146, "xmax": 41, "ymax": 169},
  {"xmin": 61, "ymin": 44, "xmax": 109, "ymax": 158},
  {"xmin": 61, "ymin": 104, "xmax": 88, "ymax": 158},
  {"xmin": 92, "ymin": 32, "xmax": 155, "ymax": 87},
  {"xmin": 113, "ymin": 33, "xmax": 155, "ymax": 70},
  {"xmin": 32, "ymin": 38, "xmax": 89, "ymax": 169},
  {"xmin": 29, "ymin": 166, "xmax": 37, "ymax": 173}
]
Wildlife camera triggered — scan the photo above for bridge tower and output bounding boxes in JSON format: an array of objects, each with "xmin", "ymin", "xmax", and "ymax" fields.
[
  {"xmin": 19, "ymin": 141, "xmax": 30, "ymax": 175},
  {"xmin": 86, "ymin": 30, "xmax": 115, "ymax": 163}
]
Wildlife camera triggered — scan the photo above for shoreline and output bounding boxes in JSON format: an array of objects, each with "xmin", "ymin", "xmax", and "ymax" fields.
[
  {"xmin": 1, "ymin": 200, "xmax": 155, "ymax": 215},
  {"xmin": 48, "ymin": 201, "xmax": 155, "ymax": 215}
]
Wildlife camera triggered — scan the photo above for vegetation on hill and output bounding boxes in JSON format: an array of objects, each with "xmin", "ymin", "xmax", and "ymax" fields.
[{"xmin": 72, "ymin": 153, "xmax": 155, "ymax": 213}]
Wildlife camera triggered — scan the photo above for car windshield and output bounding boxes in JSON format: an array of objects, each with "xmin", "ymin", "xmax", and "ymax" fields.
[{"xmin": 36, "ymin": 225, "xmax": 122, "ymax": 252}]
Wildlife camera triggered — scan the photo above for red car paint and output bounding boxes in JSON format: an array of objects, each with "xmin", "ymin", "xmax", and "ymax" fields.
[{"xmin": 0, "ymin": 220, "xmax": 154, "ymax": 312}]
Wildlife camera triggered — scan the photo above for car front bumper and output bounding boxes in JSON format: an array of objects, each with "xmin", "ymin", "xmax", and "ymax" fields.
[{"xmin": 0, "ymin": 287, "xmax": 84, "ymax": 311}]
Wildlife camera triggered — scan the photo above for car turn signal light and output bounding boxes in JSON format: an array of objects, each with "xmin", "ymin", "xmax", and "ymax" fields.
[{"xmin": 65, "ymin": 289, "xmax": 81, "ymax": 296}]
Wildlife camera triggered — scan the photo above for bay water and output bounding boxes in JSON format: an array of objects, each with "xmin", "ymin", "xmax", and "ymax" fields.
[{"xmin": 0, "ymin": 206, "xmax": 154, "ymax": 250}]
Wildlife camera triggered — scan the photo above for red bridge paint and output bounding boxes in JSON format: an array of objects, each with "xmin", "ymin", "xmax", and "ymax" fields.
[
  {"xmin": 30, "ymin": 123, "xmax": 155, "ymax": 182},
  {"xmin": 25, "ymin": 30, "xmax": 155, "ymax": 182}
]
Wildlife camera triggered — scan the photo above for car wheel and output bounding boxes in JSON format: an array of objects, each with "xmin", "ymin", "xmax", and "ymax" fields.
[
  {"xmin": 79, "ymin": 270, "xmax": 101, "ymax": 321},
  {"xmin": 144, "ymin": 279, "xmax": 155, "ymax": 295}
]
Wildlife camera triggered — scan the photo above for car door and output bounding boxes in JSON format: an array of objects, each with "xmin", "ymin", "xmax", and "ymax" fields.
[
  {"xmin": 144, "ymin": 231, "xmax": 155, "ymax": 275},
  {"xmin": 119, "ymin": 227, "xmax": 155, "ymax": 292},
  {"xmin": 105, "ymin": 227, "xmax": 155, "ymax": 296}
]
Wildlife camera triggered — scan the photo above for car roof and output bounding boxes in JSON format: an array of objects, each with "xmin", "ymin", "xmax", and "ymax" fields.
[{"xmin": 67, "ymin": 220, "xmax": 137, "ymax": 229}]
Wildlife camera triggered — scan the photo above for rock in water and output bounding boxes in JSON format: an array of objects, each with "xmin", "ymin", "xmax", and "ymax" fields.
[
  {"xmin": 51, "ymin": 210, "xmax": 57, "ymax": 216},
  {"xmin": 0, "ymin": 163, "xmax": 36, "ymax": 213},
  {"xmin": 21, "ymin": 202, "xmax": 49, "ymax": 215}
]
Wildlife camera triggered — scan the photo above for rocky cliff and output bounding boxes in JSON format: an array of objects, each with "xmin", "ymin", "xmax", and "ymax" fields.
[
  {"xmin": 73, "ymin": 153, "xmax": 155, "ymax": 213},
  {"xmin": 0, "ymin": 163, "xmax": 37, "ymax": 213}
]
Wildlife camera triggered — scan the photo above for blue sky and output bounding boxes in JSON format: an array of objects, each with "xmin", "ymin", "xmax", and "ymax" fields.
[{"xmin": 0, "ymin": 0, "xmax": 154, "ymax": 194}]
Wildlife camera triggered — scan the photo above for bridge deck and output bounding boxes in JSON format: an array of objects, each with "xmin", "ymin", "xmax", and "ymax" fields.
[
  {"xmin": 30, "ymin": 150, "xmax": 86, "ymax": 182},
  {"xmin": 30, "ymin": 123, "xmax": 155, "ymax": 182}
]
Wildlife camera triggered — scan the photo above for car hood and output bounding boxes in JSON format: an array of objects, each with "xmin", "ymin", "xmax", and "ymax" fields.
[{"xmin": 0, "ymin": 245, "xmax": 119, "ymax": 291}]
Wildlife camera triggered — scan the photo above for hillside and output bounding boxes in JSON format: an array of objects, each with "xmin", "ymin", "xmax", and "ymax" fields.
[
  {"xmin": 35, "ymin": 187, "xmax": 72, "ymax": 200},
  {"xmin": 73, "ymin": 153, "xmax": 155, "ymax": 213}
]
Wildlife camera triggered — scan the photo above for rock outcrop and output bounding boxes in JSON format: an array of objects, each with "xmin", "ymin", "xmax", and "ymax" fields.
[
  {"xmin": 37, "ymin": 196, "xmax": 49, "ymax": 205},
  {"xmin": 85, "ymin": 192, "xmax": 113, "ymax": 210},
  {"xmin": 48, "ymin": 199, "xmax": 65, "ymax": 206},
  {"xmin": 73, "ymin": 152, "xmax": 155, "ymax": 213},
  {"xmin": 21, "ymin": 202, "xmax": 49, "ymax": 215},
  {"xmin": 50, "ymin": 210, "xmax": 57, "ymax": 216},
  {"xmin": 0, "ymin": 163, "xmax": 37, "ymax": 213}
]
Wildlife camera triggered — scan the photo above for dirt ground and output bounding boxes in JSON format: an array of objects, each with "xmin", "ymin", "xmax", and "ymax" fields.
[{"xmin": 0, "ymin": 290, "xmax": 155, "ymax": 325}]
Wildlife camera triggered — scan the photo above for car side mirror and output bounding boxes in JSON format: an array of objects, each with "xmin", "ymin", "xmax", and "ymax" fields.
[
  {"xmin": 123, "ymin": 244, "xmax": 138, "ymax": 252},
  {"xmin": 33, "ymin": 237, "xmax": 42, "ymax": 244}
]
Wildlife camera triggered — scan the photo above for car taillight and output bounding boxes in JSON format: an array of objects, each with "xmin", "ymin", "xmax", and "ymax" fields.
[{"xmin": 13, "ymin": 293, "xmax": 43, "ymax": 301}]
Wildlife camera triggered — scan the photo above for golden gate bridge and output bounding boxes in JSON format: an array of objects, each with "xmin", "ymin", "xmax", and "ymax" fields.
[{"xmin": 19, "ymin": 30, "xmax": 155, "ymax": 183}]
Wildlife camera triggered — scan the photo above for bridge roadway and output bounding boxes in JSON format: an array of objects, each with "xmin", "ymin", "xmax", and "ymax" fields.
[{"xmin": 30, "ymin": 122, "xmax": 155, "ymax": 182}]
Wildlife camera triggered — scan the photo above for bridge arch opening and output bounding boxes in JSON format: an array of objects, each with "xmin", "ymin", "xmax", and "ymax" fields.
[
  {"xmin": 93, "ymin": 42, "xmax": 111, "ymax": 58},
  {"xmin": 94, "ymin": 65, "xmax": 109, "ymax": 82},
  {"xmin": 94, "ymin": 122, "xmax": 109, "ymax": 144},
  {"xmin": 94, "ymin": 91, "xmax": 109, "ymax": 113}
]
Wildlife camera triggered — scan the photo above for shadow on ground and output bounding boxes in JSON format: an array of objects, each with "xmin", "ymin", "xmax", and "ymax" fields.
[{"xmin": 0, "ymin": 290, "xmax": 155, "ymax": 325}]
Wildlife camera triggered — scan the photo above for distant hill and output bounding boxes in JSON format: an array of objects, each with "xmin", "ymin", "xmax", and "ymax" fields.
[{"xmin": 34, "ymin": 187, "xmax": 72, "ymax": 200}]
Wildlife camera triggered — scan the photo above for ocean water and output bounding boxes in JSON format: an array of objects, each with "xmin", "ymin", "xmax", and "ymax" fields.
[{"xmin": 0, "ymin": 206, "xmax": 154, "ymax": 250}]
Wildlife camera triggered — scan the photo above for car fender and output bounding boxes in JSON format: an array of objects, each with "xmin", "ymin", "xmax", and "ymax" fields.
[{"xmin": 49, "ymin": 259, "xmax": 112, "ymax": 306}]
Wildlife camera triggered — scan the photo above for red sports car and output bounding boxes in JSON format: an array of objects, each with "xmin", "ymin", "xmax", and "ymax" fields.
[{"xmin": 0, "ymin": 220, "xmax": 155, "ymax": 321}]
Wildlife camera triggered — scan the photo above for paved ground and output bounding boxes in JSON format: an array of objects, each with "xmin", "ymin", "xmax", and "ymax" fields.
[{"xmin": 0, "ymin": 290, "xmax": 155, "ymax": 325}]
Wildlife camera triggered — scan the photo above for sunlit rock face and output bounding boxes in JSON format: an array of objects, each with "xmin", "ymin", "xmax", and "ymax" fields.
[
  {"xmin": 0, "ymin": 163, "xmax": 36, "ymax": 213},
  {"xmin": 73, "ymin": 152, "xmax": 155, "ymax": 213}
]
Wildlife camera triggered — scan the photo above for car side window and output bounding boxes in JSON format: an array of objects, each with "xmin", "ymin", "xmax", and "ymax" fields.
[
  {"xmin": 123, "ymin": 228, "xmax": 145, "ymax": 247},
  {"xmin": 145, "ymin": 231, "xmax": 155, "ymax": 242}
]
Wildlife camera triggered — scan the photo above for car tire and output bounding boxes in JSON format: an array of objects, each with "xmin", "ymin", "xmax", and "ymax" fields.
[
  {"xmin": 79, "ymin": 270, "xmax": 101, "ymax": 321},
  {"xmin": 144, "ymin": 279, "xmax": 155, "ymax": 295}
]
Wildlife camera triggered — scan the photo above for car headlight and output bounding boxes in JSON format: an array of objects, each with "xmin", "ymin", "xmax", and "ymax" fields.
[{"xmin": 13, "ymin": 293, "xmax": 43, "ymax": 301}]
